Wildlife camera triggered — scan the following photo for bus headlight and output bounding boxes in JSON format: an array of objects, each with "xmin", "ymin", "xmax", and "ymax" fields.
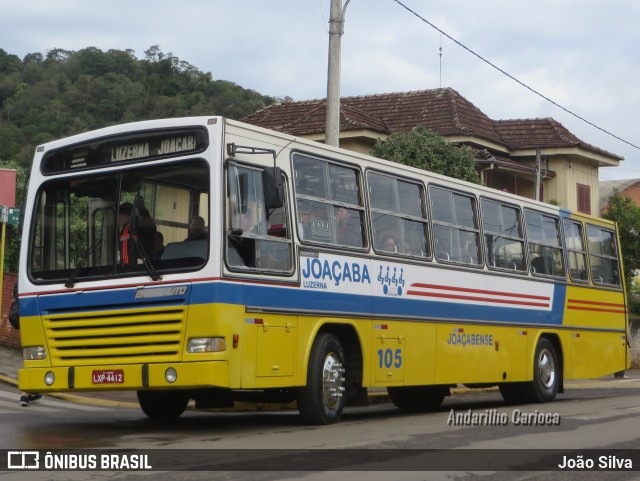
[
  {"xmin": 23, "ymin": 346, "xmax": 47, "ymax": 360},
  {"xmin": 45, "ymin": 371, "xmax": 55, "ymax": 386},
  {"xmin": 187, "ymin": 337, "xmax": 226, "ymax": 353}
]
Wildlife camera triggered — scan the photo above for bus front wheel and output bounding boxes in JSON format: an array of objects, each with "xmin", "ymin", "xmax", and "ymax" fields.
[
  {"xmin": 137, "ymin": 390, "xmax": 189, "ymax": 419},
  {"xmin": 522, "ymin": 338, "xmax": 560, "ymax": 403},
  {"xmin": 298, "ymin": 333, "xmax": 346, "ymax": 425}
]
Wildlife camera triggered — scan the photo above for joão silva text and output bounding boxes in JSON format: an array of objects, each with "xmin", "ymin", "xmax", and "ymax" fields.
[{"xmin": 558, "ymin": 455, "xmax": 632, "ymax": 470}]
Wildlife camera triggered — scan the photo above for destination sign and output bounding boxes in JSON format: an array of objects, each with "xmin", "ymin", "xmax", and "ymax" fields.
[
  {"xmin": 42, "ymin": 127, "xmax": 208, "ymax": 174},
  {"xmin": 111, "ymin": 135, "xmax": 198, "ymax": 162}
]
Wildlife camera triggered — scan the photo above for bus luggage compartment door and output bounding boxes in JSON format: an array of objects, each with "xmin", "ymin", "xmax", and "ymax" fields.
[
  {"xmin": 249, "ymin": 314, "xmax": 296, "ymax": 377},
  {"xmin": 373, "ymin": 323, "xmax": 404, "ymax": 383}
]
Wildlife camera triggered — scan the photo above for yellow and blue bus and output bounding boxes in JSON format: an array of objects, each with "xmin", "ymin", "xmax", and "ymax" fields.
[{"xmin": 17, "ymin": 117, "xmax": 629, "ymax": 424}]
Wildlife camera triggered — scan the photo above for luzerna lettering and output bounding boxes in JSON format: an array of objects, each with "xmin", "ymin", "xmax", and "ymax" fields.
[
  {"xmin": 301, "ymin": 257, "xmax": 371, "ymax": 287},
  {"xmin": 111, "ymin": 143, "xmax": 149, "ymax": 162},
  {"xmin": 157, "ymin": 135, "xmax": 196, "ymax": 155}
]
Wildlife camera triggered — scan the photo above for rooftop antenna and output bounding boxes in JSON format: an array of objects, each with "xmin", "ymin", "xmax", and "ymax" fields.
[{"xmin": 438, "ymin": 34, "xmax": 443, "ymax": 88}]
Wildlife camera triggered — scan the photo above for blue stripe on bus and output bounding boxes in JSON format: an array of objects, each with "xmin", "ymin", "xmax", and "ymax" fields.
[{"xmin": 21, "ymin": 280, "xmax": 566, "ymax": 326}]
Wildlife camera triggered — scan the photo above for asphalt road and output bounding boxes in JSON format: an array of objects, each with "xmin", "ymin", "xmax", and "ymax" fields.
[{"xmin": 1, "ymin": 373, "xmax": 639, "ymax": 481}]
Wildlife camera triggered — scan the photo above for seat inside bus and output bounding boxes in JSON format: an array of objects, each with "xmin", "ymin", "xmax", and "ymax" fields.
[{"xmin": 162, "ymin": 240, "xmax": 208, "ymax": 260}]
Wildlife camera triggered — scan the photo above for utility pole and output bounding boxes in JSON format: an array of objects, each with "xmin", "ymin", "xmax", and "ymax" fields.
[
  {"xmin": 535, "ymin": 147, "xmax": 542, "ymax": 201},
  {"xmin": 325, "ymin": 0, "xmax": 350, "ymax": 147},
  {"xmin": 439, "ymin": 34, "xmax": 443, "ymax": 88}
]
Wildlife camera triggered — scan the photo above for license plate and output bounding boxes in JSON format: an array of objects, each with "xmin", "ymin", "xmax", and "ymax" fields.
[{"xmin": 92, "ymin": 369, "xmax": 124, "ymax": 385}]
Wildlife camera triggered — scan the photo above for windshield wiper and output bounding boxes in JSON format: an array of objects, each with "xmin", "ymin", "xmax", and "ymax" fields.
[
  {"xmin": 128, "ymin": 225, "xmax": 162, "ymax": 282},
  {"xmin": 65, "ymin": 238, "xmax": 100, "ymax": 288}
]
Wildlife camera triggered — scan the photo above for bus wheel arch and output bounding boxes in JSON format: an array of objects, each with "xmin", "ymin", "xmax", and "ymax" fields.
[
  {"xmin": 137, "ymin": 389, "xmax": 190, "ymax": 419},
  {"xmin": 388, "ymin": 385, "xmax": 449, "ymax": 411},
  {"xmin": 298, "ymin": 324, "xmax": 363, "ymax": 424},
  {"xmin": 523, "ymin": 334, "xmax": 563, "ymax": 403}
]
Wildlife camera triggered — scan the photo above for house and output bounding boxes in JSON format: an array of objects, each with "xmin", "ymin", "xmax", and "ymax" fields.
[
  {"xmin": 599, "ymin": 179, "xmax": 640, "ymax": 214},
  {"xmin": 242, "ymin": 88, "xmax": 623, "ymax": 215}
]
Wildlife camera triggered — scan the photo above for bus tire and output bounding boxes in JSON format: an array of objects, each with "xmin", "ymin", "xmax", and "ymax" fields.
[
  {"xmin": 298, "ymin": 333, "xmax": 346, "ymax": 425},
  {"xmin": 137, "ymin": 390, "xmax": 189, "ymax": 419},
  {"xmin": 522, "ymin": 338, "xmax": 560, "ymax": 403},
  {"xmin": 387, "ymin": 386, "xmax": 446, "ymax": 411}
]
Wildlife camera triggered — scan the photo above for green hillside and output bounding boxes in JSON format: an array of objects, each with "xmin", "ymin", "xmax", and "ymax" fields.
[{"xmin": 0, "ymin": 45, "xmax": 276, "ymax": 169}]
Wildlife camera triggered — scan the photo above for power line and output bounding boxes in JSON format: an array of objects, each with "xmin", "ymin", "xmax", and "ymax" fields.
[{"xmin": 392, "ymin": 0, "xmax": 640, "ymax": 152}]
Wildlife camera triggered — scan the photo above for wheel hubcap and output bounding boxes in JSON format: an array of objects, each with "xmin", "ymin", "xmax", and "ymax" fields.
[
  {"xmin": 322, "ymin": 352, "xmax": 345, "ymax": 409},
  {"xmin": 538, "ymin": 348, "xmax": 556, "ymax": 389}
]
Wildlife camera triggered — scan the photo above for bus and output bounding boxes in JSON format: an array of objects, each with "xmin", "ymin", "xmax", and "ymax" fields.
[{"xmin": 17, "ymin": 116, "xmax": 629, "ymax": 424}]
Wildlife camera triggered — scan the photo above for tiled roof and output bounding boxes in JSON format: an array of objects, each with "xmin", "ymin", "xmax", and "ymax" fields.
[
  {"xmin": 243, "ymin": 88, "xmax": 503, "ymax": 145},
  {"xmin": 242, "ymin": 88, "xmax": 622, "ymax": 161},
  {"xmin": 494, "ymin": 118, "xmax": 623, "ymax": 160},
  {"xmin": 599, "ymin": 179, "xmax": 640, "ymax": 211}
]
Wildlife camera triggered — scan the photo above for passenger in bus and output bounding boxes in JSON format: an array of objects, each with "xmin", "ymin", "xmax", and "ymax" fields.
[
  {"xmin": 531, "ymin": 254, "xmax": 551, "ymax": 274},
  {"xmin": 404, "ymin": 240, "xmax": 425, "ymax": 257},
  {"xmin": 298, "ymin": 210, "xmax": 311, "ymax": 240},
  {"xmin": 335, "ymin": 207, "xmax": 361, "ymax": 246},
  {"xmin": 136, "ymin": 197, "xmax": 157, "ymax": 255},
  {"xmin": 118, "ymin": 198, "xmax": 157, "ymax": 264},
  {"xmin": 379, "ymin": 234, "xmax": 398, "ymax": 253},
  {"xmin": 185, "ymin": 216, "xmax": 207, "ymax": 241},
  {"xmin": 151, "ymin": 231, "xmax": 165, "ymax": 261},
  {"xmin": 118, "ymin": 202, "xmax": 135, "ymax": 264}
]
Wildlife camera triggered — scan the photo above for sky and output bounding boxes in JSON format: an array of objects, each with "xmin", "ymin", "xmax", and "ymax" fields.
[{"xmin": 2, "ymin": 0, "xmax": 639, "ymax": 182}]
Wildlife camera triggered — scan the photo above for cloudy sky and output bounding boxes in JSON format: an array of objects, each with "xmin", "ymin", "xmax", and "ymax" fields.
[{"xmin": 2, "ymin": 0, "xmax": 639, "ymax": 181}]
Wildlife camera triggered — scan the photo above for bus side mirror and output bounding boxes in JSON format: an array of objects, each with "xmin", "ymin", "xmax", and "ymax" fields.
[{"xmin": 263, "ymin": 167, "xmax": 284, "ymax": 209}]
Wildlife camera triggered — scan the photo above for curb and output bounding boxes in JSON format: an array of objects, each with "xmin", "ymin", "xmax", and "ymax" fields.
[{"xmin": 0, "ymin": 373, "xmax": 139, "ymax": 408}]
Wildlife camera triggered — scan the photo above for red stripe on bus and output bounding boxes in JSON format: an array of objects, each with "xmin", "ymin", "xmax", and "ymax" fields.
[
  {"xmin": 410, "ymin": 283, "xmax": 550, "ymax": 301},
  {"xmin": 406, "ymin": 289, "xmax": 550, "ymax": 307},
  {"xmin": 567, "ymin": 306, "xmax": 626, "ymax": 314},
  {"xmin": 567, "ymin": 299, "xmax": 625, "ymax": 308}
]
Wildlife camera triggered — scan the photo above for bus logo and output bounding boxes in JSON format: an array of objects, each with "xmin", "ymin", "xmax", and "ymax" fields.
[
  {"xmin": 135, "ymin": 286, "xmax": 188, "ymax": 299},
  {"xmin": 8, "ymin": 451, "xmax": 40, "ymax": 469}
]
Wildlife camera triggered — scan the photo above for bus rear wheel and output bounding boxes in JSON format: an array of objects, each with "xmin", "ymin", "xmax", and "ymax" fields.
[
  {"xmin": 137, "ymin": 390, "xmax": 189, "ymax": 419},
  {"xmin": 298, "ymin": 333, "xmax": 346, "ymax": 425},
  {"xmin": 387, "ymin": 386, "xmax": 446, "ymax": 411},
  {"xmin": 522, "ymin": 338, "xmax": 560, "ymax": 403}
]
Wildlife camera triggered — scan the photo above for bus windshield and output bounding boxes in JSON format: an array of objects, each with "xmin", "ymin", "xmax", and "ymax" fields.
[{"xmin": 29, "ymin": 159, "xmax": 210, "ymax": 284}]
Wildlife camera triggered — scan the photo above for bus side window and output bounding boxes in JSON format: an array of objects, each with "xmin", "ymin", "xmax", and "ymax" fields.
[
  {"xmin": 586, "ymin": 224, "xmax": 620, "ymax": 286},
  {"xmin": 481, "ymin": 198, "xmax": 525, "ymax": 272},
  {"xmin": 525, "ymin": 210, "xmax": 565, "ymax": 278},
  {"xmin": 430, "ymin": 186, "xmax": 480, "ymax": 266},
  {"xmin": 367, "ymin": 171, "xmax": 429, "ymax": 258},
  {"xmin": 293, "ymin": 153, "xmax": 365, "ymax": 249},
  {"xmin": 226, "ymin": 162, "xmax": 293, "ymax": 272},
  {"xmin": 564, "ymin": 219, "xmax": 589, "ymax": 282}
]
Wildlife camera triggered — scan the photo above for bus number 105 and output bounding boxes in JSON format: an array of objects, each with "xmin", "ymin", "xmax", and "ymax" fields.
[{"xmin": 377, "ymin": 348, "xmax": 403, "ymax": 369}]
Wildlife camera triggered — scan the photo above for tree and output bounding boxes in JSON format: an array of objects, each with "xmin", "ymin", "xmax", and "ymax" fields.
[
  {"xmin": 601, "ymin": 189, "xmax": 640, "ymax": 291},
  {"xmin": 371, "ymin": 126, "xmax": 481, "ymax": 184}
]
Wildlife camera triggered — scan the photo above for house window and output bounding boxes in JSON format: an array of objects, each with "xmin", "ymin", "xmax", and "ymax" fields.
[{"xmin": 577, "ymin": 184, "xmax": 591, "ymax": 214}]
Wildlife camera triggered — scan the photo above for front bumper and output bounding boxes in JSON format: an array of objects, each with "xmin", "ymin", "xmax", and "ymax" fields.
[{"xmin": 18, "ymin": 361, "xmax": 229, "ymax": 392}]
